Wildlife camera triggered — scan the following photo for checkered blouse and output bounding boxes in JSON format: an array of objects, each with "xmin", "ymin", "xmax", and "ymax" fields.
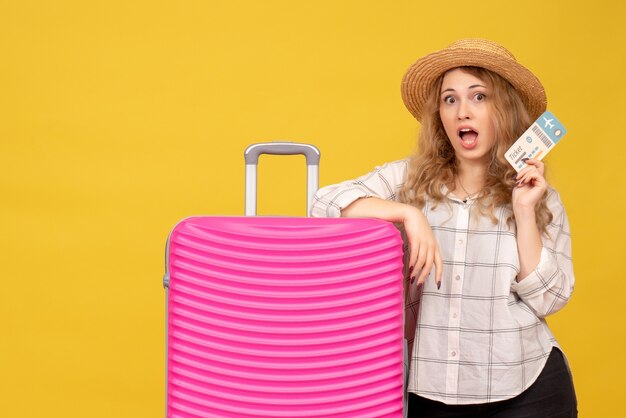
[{"xmin": 310, "ymin": 159, "xmax": 574, "ymax": 405}]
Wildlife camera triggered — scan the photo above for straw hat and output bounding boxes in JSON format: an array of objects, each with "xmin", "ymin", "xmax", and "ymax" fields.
[{"xmin": 401, "ymin": 39, "xmax": 546, "ymax": 122}]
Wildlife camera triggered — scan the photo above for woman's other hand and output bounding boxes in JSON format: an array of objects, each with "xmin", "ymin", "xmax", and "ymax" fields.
[
  {"xmin": 342, "ymin": 197, "xmax": 442, "ymax": 289},
  {"xmin": 403, "ymin": 205, "xmax": 443, "ymax": 288}
]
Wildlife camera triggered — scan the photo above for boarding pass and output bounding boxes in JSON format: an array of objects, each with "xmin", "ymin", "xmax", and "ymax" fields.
[{"xmin": 505, "ymin": 111, "xmax": 567, "ymax": 172}]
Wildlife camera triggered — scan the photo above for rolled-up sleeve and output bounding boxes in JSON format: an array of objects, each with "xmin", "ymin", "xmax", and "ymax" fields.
[
  {"xmin": 310, "ymin": 159, "xmax": 408, "ymax": 218},
  {"xmin": 511, "ymin": 188, "xmax": 575, "ymax": 317}
]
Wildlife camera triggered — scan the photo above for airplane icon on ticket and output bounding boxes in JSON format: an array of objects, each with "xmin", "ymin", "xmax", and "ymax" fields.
[{"xmin": 543, "ymin": 117, "xmax": 554, "ymax": 129}]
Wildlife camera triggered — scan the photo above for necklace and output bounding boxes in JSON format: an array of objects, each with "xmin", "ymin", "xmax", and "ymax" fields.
[{"xmin": 457, "ymin": 178, "xmax": 481, "ymax": 203}]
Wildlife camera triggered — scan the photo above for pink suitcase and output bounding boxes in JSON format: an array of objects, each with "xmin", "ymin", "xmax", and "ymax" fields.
[{"xmin": 164, "ymin": 143, "xmax": 405, "ymax": 417}]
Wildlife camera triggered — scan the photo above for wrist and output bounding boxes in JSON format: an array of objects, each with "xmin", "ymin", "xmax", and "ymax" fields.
[
  {"xmin": 400, "ymin": 204, "xmax": 421, "ymax": 222},
  {"xmin": 513, "ymin": 204, "xmax": 536, "ymax": 220},
  {"xmin": 514, "ymin": 206, "xmax": 537, "ymax": 231}
]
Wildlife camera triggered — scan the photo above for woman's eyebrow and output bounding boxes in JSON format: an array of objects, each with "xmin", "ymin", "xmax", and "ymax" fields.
[{"xmin": 440, "ymin": 84, "xmax": 487, "ymax": 95}]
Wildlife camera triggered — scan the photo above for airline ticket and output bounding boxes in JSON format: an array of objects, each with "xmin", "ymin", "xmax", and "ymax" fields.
[{"xmin": 505, "ymin": 111, "xmax": 567, "ymax": 172}]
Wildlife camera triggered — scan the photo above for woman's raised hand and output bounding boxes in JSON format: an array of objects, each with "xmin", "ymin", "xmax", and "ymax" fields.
[{"xmin": 512, "ymin": 158, "xmax": 548, "ymax": 211}]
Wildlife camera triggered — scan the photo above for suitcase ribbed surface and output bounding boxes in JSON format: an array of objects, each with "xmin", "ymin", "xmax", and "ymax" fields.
[{"xmin": 166, "ymin": 217, "xmax": 404, "ymax": 417}]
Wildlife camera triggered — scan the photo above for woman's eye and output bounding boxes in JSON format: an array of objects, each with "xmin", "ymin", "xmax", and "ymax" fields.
[
  {"xmin": 444, "ymin": 96, "xmax": 456, "ymax": 104},
  {"xmin": 475, "ymin": 93, "xmax": 486, "ymax": 101}
]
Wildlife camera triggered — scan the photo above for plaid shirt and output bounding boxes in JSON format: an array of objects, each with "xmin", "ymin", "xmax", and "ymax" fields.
[{"xmin": 310, "ymin": 159, "xmax": 574, "ymax": 405}]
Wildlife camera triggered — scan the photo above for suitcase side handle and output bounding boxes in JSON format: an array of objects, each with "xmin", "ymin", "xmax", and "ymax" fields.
[{"xmin": 244, "ymin": 142, "xmax": 321, "ymax": 216}]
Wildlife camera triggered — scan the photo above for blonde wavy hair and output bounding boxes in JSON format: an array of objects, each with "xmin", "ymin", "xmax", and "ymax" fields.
[{"xmin": 398, "ymin": 66, "xmax": 553, "ymax": 233}]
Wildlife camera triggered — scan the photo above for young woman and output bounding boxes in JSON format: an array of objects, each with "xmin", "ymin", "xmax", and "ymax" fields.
[{"xmin": 311, "ymin": 39, "xmax": 577, "ymax": 417}]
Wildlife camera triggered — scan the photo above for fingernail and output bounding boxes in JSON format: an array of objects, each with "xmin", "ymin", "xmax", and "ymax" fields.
[
  {"xmin": 410, "ymin": 276, "xmax": 415, "ymax": 284},
  {"xmin": 409, "ymin": 265, "xmax": 414, "ymax": 273},
  {"xmin": 437, "ymin": 281, "xmax": 441, "ymax": 290},
  {"xmin": 521, "ymin": 158, "xmax": 529, "ymax": 163}
]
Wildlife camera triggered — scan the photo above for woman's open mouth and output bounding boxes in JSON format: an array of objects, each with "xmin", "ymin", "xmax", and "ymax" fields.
[{"xmin": 458, "ymin": 128, "xmax": 478, "ymax": 149}]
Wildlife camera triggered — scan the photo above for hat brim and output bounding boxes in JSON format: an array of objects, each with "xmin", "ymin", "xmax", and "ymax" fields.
[{"xmin": 401, "ymin": 46, "xmax": 547, "ymax": 122}]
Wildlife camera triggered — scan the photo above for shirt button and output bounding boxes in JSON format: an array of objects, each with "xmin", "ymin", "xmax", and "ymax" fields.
[
  {"xmin": 455, "ymin": 275, "xmax": 461, "ymax": 281},
  {"xmin": 458, "ymin": 239, "xmax": 464, "ymax": 245},
  {"xmin": 452, "ymin": 313, "xmax": 458, "ymax": 319},
  {"xmin": 451, "ymin": 351, "xmax": 457, "ymax": 357}
]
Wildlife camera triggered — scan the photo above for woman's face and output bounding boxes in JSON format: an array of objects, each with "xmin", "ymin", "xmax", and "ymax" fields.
[{"xmin": 439, "ymin": 68, "xmax": 496, "ymax": 167}]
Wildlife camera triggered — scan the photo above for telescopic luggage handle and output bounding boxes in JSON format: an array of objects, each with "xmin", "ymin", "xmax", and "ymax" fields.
[{"xmin": 244, "ymin": 142, "xmax": 321, "ymax": 216}]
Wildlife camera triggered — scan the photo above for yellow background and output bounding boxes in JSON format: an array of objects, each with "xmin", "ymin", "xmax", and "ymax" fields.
[{"xmin": 1, "ymin": 0, "xmax": 624, "ymax": 416}]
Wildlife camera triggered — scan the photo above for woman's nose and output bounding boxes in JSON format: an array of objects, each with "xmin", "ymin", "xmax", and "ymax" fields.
[{"xmin": 457, "ymin": 100, "xmax": 471, "ymax": 120}]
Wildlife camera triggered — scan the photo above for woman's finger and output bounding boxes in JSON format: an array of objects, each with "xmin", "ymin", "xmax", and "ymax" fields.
[
  {"xmin": 521, "ymin": 158, "xmax": 545, "ymax": 176},
  {"xmin": 408, "ymin": 244, "xmax": 418, "ymax": 274},
  {"xmin": 434, "ymin": 247, "xmax": 443, "ymax": 289},
  {"xmin": 516, "ymin": 167, "xmax": 544, "ymax": 186},
  {"xmin": 520, "ymin": 169, "xmax": 546, "ymax": 186},
  {"xmin": 411, "ymin": 244, "xmax": 427, "ymax": 283},
  {"xmin": 516, "ymin": 165, "xmax": 538, "ymax": 179},
  {"xmin": 416, "ymin": 248, "xmax": 433, "ymax": 286}
]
